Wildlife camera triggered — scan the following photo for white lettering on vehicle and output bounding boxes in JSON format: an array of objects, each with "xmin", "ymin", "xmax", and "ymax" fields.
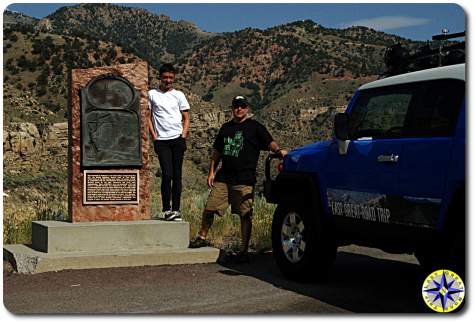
[{"xmin": 329, "ymin": 201, "xmax": 390, "ymax": 223}]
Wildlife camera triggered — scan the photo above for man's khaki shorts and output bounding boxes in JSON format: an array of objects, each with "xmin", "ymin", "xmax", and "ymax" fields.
[{"xmin": 204, "ymin": 181, "xmax": 254, "ymax": 217}]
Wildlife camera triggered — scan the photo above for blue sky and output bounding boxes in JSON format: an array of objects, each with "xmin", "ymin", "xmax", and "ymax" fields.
[{"xmin": 4, "ymin": 2, "xmax": 466, "ymax": 41}]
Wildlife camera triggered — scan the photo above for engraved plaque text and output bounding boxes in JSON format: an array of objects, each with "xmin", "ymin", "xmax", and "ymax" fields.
[{"xmin": 83, "ymin": 170, "xmax": 139, "ymax": 205}]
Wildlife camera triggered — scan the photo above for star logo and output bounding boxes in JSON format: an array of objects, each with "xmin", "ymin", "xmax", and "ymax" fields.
[{"xmin": 422, "ymin": 269, "xmax": 465, "ymax": 312}]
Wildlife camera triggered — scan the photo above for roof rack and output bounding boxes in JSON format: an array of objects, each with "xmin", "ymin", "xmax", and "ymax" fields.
[{"xmin": 383, "ymin": 31, "xmax": 465, "ymax": 76}]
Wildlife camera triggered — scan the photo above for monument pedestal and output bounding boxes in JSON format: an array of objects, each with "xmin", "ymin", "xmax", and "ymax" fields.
[{"xmin": 4, "ymin": 220, "xmax": 219, "ymax": 274}]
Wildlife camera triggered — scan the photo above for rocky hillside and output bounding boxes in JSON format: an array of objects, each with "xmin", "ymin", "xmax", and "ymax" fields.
[
  {"xmin": 3, "ymin": 122, "xmax": 68, "ymax": 174},
  {"xmin": 3, "ymin": 10, "xmax": 38, "ymax": 27},
  {"xmin": 254, "ymin": 74, "xmax": 378, "ymax": 146},
  {"xmin": 38, "ymin": 3, "xmax": 214, "ymax": 67},
  {"xmin": 3, "ymin": 5, "xmax": 424, "ymax": 123},
  {"xmin": 3, "ymin": 26, "xmax": 142, "ymax": 123},
  {"xmin": 178, "ymin": 20, "xmax": 419, "ymax": 110},
  {"xmin": 3, "ymin": 4, "xmax": 430, "ymax": 186}
]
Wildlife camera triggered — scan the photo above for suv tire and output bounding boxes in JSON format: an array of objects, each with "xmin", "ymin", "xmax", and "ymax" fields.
[
  {"xmin": 416, "ymin": 223, "xmax": 465, "ymax": 279},
  {"xmin": 416, "ymin": 195, "xmax": 465, "ymax": 278},
  {"xmin": 271, "ymin": 204, "xmax": 336, "ymax": 281}
]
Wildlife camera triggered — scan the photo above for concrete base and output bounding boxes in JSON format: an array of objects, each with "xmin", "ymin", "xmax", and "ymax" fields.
[
  {"xmin": 4, "ymin": 244, "xmax": 219, "ymax": 274},
  {"xmin": 4, "ymin": 220, "xmax": 219, "ymax": 274},
  {"xmin": 31, "ymin": 220, "xmax": 190, "ymax": 252}
]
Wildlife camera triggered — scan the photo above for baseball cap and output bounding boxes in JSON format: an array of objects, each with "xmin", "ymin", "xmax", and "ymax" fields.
[{"xmin": 232, "ymin": 95, "xmax": 248, "ymax": 107}]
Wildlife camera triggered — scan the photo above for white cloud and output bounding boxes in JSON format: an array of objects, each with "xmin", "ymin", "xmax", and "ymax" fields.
[{"xmin": 340, "ymin": 16, "xmax": 431, "ymax": 31}]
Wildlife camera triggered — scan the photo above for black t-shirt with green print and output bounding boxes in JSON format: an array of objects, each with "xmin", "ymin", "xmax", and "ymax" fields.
[{"xmin": 213, "ymin": 118, "xmax": 273, "ymax": 185}]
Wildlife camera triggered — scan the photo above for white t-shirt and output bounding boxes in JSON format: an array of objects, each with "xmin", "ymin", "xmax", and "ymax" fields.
[{"xmin": 148, "ymin": 88, "xmax": 190, "ymax": 140}]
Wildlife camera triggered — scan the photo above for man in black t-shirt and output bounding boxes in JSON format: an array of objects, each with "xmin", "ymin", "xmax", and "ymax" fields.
[{"xmin": 189, "ymin": 95, "xmax": 287, "ymax": 263}]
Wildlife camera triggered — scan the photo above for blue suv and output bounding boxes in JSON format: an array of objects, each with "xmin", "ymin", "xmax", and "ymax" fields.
[{"xmin": 265, "ymin": 63, "xmax": 465, "ymax": 280}]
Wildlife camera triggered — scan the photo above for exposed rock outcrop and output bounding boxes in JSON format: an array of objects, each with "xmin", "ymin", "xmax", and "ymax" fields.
[{"xmin": 3, "ymin": 122, "xmax": 68, "ymax": 173}]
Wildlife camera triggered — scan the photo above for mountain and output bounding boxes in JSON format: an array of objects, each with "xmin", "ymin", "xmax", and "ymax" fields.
[
  {"xmin": 177, "ymin": 20, "xmax": 421, "ymax": 110},
  {"xmin": 3, "ymin": 25, "xmax": 142, "ymax": 123},
  {"xmin": 10, "ymin": 5, "xmax": 424, "ymax": 111},
  {"xmin": 3, "ymin": 4, "xmax": 428, "ymax": 167},
  {"xmin": 3, "ymin": 10, "xmax": 38, "ymax": 27},
  {"xmin": 39, "ymin": 3, "xmax": 214, "ymax": 67}
]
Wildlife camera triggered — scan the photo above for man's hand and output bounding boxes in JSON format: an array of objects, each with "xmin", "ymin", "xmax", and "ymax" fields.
[
  {"xmin": 269, "ymin": 141, "xmax": 287, "ymax": 158},
  {"xmin": 207, "ymin": 150, "xmax": 220, "ymax": 188},
  {"xmin": 278, "ymin": 149, "xmax": 288, "ymax": 158},
  {"xmin": 207, "ymin": 173, "xmax": 215, "ymax": 188},
  {"xmin": 181, "ymin": 110, "xmax": 190, "ymax": 140}
]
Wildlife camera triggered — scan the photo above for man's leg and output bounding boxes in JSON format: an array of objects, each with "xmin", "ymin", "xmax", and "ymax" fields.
[
  {"xmin": 230, "ymin": 185, "xmax": 254, "ymax": 255},
  {"xmin": 198, "ymin": 210, "xmax": 215, "ymax": 239},
  {"xmin": 171, "ymin": 137, "xmax": 186, "ymax": 211},
  {"xmin": 156, "ymin": 140, "xmax": 173, "ymax": 212},
  {"xmin": 189, "ymin": 182, "xmax": 229, "ymax": 248},
  {"xmin": 189, "ymin": 210, "xmax": 215, "ymax": 248},
  {"xmin": 240, "ymin": 211, "xmax": 252, "ymax": 255},
  {"xmin": 202, "ymin": 181, "xmax": 229, "ymax": 234}
]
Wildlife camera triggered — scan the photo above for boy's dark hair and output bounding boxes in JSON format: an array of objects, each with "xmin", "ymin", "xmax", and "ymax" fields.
[{"xmin": 159, "ymin": 63, "xmax": 176, "ymax": 75}]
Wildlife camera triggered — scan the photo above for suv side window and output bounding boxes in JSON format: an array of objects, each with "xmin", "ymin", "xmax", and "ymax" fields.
[
  {"xmin": 348, "ymin": 79, "xmax": 464, "ymax": 140},
  {"xmin": 404, "ymin": 79, "xmax": 464, "ymax": 138},
  {"xmin": 348, "ymin": 86, "xmax": 416, "ymax": 140}
]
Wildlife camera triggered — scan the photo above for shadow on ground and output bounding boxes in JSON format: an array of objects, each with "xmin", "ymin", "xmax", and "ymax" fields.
[{"xmin": 218, "ymin": 250, "xmax": 434, "ymax": 313}]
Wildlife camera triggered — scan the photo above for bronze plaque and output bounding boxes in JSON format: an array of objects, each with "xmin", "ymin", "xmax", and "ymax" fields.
[
  {"xmin": 81, "ymin": 74, "xmax": 142, "ymax": 167},
  {"xmin": 83, "ymin": 170, "xmax": 139, "ymax": 205}
]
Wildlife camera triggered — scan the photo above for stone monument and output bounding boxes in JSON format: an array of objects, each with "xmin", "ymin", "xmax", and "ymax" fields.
[
  {"xmin": 4, "ymin": 62, "xmax": 219, "ymax": 273},
  {"xmin": 69, "ymin": 62, "xmax": 150, "ymax": 222}
]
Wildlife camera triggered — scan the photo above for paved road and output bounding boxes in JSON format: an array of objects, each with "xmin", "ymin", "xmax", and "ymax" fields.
[{"xmin": 4, "ymin": 245, "xmax": 434, "ymax": 314}]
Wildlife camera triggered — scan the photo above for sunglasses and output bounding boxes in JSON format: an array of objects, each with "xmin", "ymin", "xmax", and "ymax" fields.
[{"xmin": 232, "ymin": 105, "xmax": 248, "ymax": 109}]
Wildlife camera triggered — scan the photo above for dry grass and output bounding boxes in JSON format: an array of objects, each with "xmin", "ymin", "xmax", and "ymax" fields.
[
  {"xmin": 3, "ymin": 171, "xmax": 68, "ymax": 244},
  {"xmin": 178, "ymin": 190, "xmax": 276, "ymax": 253},
  {"xmin": 3, "ymin": 198, "xmax": 67, "ymax": 244},
  {"xmin": 4, "ymin": 178, "xmax": 276, "ymax": 253}
]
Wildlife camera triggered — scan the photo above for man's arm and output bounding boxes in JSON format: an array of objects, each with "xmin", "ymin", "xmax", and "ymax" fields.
[
  {"xmin": 256, "ymin": 122, "xmax": 287, "ymax": 157},
  {"xmin": 268, "ymin": 141, "xmax": 288, "ymax": 158},
  {"xmin": 148, "ymin": 116, "xmax": 158, "ymax": 141},
  {"xmin": 207, "ymin": 149, "xmax": 221, "ymax": 188},
  {"xmin": 181, "ymin": 110, "xmax": 190, "ymax": 139}
]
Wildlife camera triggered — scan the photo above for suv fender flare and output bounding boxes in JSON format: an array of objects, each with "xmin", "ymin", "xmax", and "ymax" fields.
[
  {"xmin": 441, "ymin": 185, "xmax": 465, "ymax": 234},
  {"xmin": 273, "ymin": 172, "xmax": 322, "ymax": 212}
]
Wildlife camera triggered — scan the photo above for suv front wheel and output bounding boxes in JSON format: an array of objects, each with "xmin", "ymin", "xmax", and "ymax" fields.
[{"xmin": 272, "ymin": 204, "xmax": 336, "ymax": 281}]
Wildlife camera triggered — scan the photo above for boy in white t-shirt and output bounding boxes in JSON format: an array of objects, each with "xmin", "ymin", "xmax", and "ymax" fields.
[{"xmin": 148, "ymin": 63, "xmax": 190, "ymax": 221}]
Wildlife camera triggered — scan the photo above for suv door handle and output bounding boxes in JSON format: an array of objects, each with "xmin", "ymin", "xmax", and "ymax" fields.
[{"xmin": 377, "ymin": 154, "xmax": 399, "ymax": 163}]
